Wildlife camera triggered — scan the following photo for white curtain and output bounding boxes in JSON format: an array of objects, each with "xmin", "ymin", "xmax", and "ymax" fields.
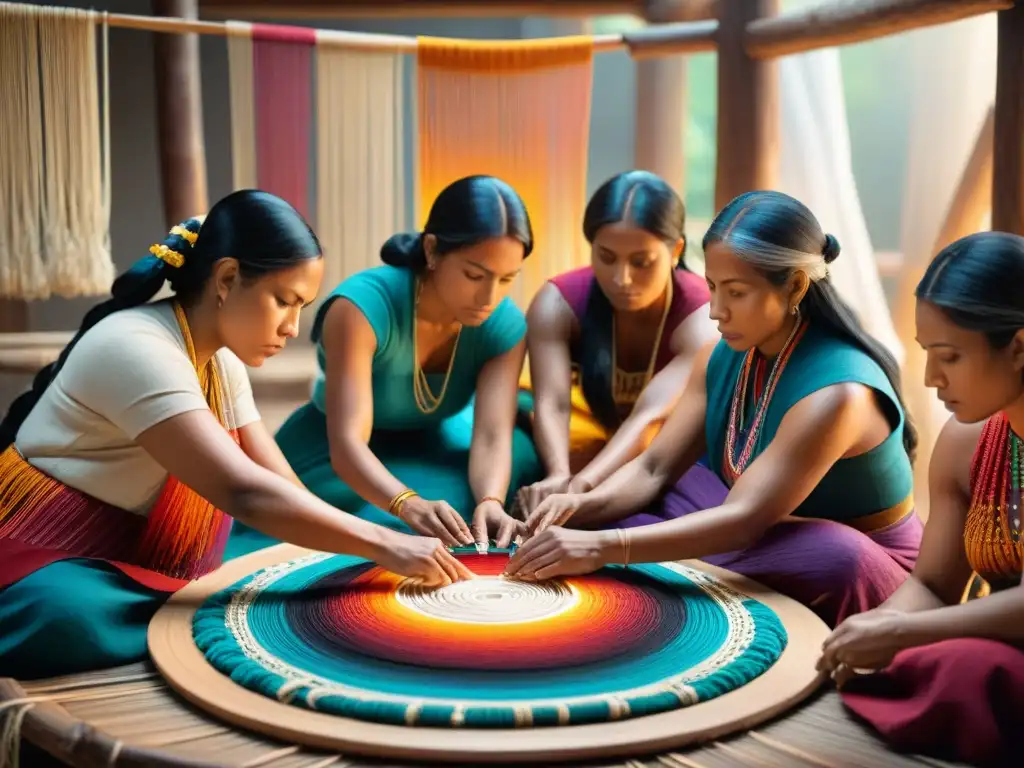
[
  {"xmin": 777, "ymin": 48, "xmax": 903, "ymax": 362},
  {"xmin": 892, "ymin": 13, "xmax": 997, "ymax": 516}
]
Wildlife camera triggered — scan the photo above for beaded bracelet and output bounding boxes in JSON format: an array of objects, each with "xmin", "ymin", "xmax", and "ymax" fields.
[{"xmin": 389, "ymin": 489, "xmax": 419, "ymax": 521}]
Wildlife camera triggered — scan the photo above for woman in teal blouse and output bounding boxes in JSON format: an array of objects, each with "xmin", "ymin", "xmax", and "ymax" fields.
[
  {"xmin": 250, "ymin": 176, "xmax": 541, "ymax": 553},
  {"xmin": 508, "ymin": 191, "xmax": 923, "ymax": 627}
]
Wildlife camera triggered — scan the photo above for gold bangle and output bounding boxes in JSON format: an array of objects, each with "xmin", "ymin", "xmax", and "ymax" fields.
[
  {"xmin": 389, "ymin": 489, "xmax": 418, "ymax": 520},
  {"xmin": 615, "ymin": 528, "xmax": 631, "ymax": 567},
  {"xmin": 479, "ymin": 495, "xmax": 505, "ymax": 507}
]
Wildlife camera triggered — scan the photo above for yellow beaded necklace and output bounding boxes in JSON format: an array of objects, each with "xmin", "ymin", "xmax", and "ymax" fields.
[
  {"xmin": 610, "ymin": 277, "xmax": 673, "ymax": 405},
  {"xmin": 412, "ymin": 278, "xmax": 462, "ymax": 415}
]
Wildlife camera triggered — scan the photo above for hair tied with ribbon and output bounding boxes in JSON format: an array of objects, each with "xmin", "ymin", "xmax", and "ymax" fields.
[{"xmin": 149, "ymin": 223, "xmax": 199, "ymax": 269}]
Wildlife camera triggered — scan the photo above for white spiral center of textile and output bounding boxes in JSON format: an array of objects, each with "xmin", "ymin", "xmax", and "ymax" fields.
[{"xmin": 395, "ymin": 576, "xmax": 578, "ymax": 625}]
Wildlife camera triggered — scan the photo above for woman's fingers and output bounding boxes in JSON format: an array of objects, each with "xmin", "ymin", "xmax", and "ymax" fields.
[
  {"xmin": 438, "ymin": 503, "xmax": 472, "ymax": 545},
  {"xmin": 518, "ymin": 549, "xmax": 564, "ymax": 580},
  {"xmin": 437, "ymin": 547, "xmax": 476, "ymax": 581}
]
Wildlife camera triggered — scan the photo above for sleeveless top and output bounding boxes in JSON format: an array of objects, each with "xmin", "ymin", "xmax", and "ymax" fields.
[
  {"xmin": 704, "ymin": 323, "xmax": 912, "ymax": 522},
  {"xmin": 310, "ymin": 265, "xmax": 527, "ymax": 431},
  {"xmin": 549, "ymin": 266, "xmax": 710, "ymax": 415}
]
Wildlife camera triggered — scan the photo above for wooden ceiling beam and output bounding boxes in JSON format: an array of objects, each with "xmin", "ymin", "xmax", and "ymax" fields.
[{"xmin": 198, "ymin": 0, "xmax": 645, "ymax": 20}]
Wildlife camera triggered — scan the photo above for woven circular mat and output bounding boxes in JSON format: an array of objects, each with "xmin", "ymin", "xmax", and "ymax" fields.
[{"xmin": 149, "ymin": 543, "xmax": 829, "ymax": 764}]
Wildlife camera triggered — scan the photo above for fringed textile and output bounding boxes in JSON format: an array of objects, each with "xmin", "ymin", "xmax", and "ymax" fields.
[
  {"xmin": 0, "ymin": 3, "xmax": 113, "ymax": 300},
  {"xmin": 416, "ymin": 36, "xmax": 594, "ymax": 307},
  {"xmin": 226, "ymin": 21, "xmax": 257, "ymax": 191},
  {"xmin": 252, "ymin": 24, "xmax": 316, "ymax": 219},
  {"xmin": 0, "ymin": 303, "xmax": 235, "ymax": 592},
  {"xmin": 315, "ymin": 37, "xmax": 406, "ymax": 296},
  {"xmin": 965, "ymin": 413, "xmax": 1024, "ymax": 587}
]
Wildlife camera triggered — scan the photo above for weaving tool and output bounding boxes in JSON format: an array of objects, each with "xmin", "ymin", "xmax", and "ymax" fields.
[{"xmin": 149, "ymin": 544, "xmax": 829, "ymax": 763}]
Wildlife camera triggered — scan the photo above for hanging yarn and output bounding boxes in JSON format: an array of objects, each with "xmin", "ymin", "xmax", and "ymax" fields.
[
  {"xmin": 252, "ymin": 24, "xmax": 316, "ymax": 220},
  {"xmin": 315, "ymin": 36, "xmax": 406, "ymax": 295},
  {"xmin": 416, "ymin": 36, "xmax": 594, "ymax": 308},
  {"xmin": 227, "ymin": 21, "xmax": 257, "ymax": 192},
  {"xmin": 0, "ymin": 3, "xmax": 113, "ymax": 300}
]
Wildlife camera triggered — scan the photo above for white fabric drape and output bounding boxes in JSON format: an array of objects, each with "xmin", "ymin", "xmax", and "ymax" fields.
[
  {"xmin": 777, "ymin": 48, "xmax": 903, "ymax": 362},
  {"xmin": 315, "ymin": 39, "xmax": 406, "ymax": 297},
  {"xmin": 892, "ymin": 14, "xmax": 997, "ymax": 516}
]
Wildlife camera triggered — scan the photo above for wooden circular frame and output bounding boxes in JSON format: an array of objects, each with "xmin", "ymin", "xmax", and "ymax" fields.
[{"xmin": 149, "ymin": 543, "xmax": 830, "ymax": 764}]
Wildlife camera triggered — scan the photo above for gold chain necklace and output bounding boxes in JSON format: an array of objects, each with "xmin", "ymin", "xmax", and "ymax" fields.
[
  {"xmin": 412, "ymin": 278, "xmax": 462, "ymax": 415},
  {"xmin": 611, "ymin": 276, "xmax": 674, "ymax": 402}
]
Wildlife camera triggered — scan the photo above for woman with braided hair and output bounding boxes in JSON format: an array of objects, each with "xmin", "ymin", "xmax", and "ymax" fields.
[
  {"xmin": 510, "ymin": 191, "xmax": 923, "ymax": 627},
  {"xmin": 0, "ymin": 190, "xmax": 471, "ymax": 680},
  {"xmin": 823, "ymin": 231, "xmax": 1024, "ymax": 766}
]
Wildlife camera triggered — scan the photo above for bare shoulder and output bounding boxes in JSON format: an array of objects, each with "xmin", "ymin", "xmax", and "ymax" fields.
[
  {"xmin": 320, "ymin": 296, "xmax": 376, "ymax": 352},
  {"xmin": 932, "ymin": 415, "xmax": 985, "ymax": 496},
  {"xmin": 526, "ymin": 282, "xmax": 575, "ymax": 339}
]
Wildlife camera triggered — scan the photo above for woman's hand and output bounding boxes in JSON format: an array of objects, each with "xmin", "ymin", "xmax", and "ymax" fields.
[
  {"xmin": 399, "ymin": 496, "xmax": 474, "ymax": 547},
  {"xmin": 524, "ymin": 492, "xmax": 582, "ymax": 537},
  {"xmin": 375, "ymin": 531, "xmax": 476, "ymax": 587},
  {"xmin": 471, "ymin": 499, "xmax": 524, "ymax": 551},
  {"xmin": 513, "ymin": 474, "xmax": 572, "ymax": 520},
  {"xmin": 504, "ymin": 527, "xmax": 613, "ymax": 581},
  {"xmin": 817, "ymin": 608, "xmax": 910, "ymax": 685}
]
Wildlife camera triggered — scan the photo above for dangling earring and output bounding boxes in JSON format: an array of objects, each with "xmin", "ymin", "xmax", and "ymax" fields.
[
  {"xmin": 791, "ymin": 304, "xmax": 799, "ymax": 316},
  {"xmin": 216, "ymin": 294, "xmax": 224, "ymax": 309}
]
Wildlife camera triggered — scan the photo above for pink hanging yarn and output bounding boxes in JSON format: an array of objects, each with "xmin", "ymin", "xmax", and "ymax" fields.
[{"xmin": 252, "ymin": 23, "xmax": 316, "ymax": 220}]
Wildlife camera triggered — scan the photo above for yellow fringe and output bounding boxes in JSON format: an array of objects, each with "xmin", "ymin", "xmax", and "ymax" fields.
[
  {"xmin": 416, "ymin": 35, "xmax": 594, "ymax": 72},
  {"xmin": 0, "ymin": 447, "xmax": 64, "ymax": 531}
]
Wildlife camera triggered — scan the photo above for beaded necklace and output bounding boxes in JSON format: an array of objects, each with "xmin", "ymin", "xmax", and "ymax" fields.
[
  {"xmin": 722, "ymin": 317, "xmax": 808, "ymax": 485},
  {"xmin": 965, "ymin": 413, "xmax": 1024, "ymax": 583},
  {"xmin": 412, "ymin": 278, "xmax": 462, "ymax": 415},
  {"xmin": 611, "ymin": 277, "xmax": 674, "ymax": 405}
]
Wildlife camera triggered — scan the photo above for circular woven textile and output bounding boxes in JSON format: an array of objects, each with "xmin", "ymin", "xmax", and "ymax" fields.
[{"xmin": 191, "ymin": 547, "xmax": 789, "ymax": 729}]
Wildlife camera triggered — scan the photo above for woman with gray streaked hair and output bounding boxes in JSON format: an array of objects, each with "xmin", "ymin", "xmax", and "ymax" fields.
[{"xmin": 511, "ymin": 190, "xmax": 923, "ymax": 628}]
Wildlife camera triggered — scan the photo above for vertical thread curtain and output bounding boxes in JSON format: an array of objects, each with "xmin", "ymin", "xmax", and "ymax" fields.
[
  {"xmin": 315, "ymin": 37, "xmax": 406, "ymax": 296},
  {"xmin": 0, "ymin": 3, "xmax": 112, "ymax": 300},
  {"xmin": 416, "ymin": 36, "xmax": 594, "ymax": 307},
  {"xmin": 252, "ymin": 24, "xmax": 316, "ymax": 220},
  {"xmin": 227, "ymin": 21, "xmax": 256, "ymax": 192}
]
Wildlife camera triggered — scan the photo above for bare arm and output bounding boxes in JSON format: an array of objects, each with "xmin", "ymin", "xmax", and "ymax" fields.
[
  {"xmin": 469, "ymin": 338, "xmax": 527, "ymax": 505},
  {"xmin": 525, "ymin": 284, "xmax": 575, "ymax": 478},
  {"xmin": 569, "ymin": 341, "xmax": 715, "ymax": 525},
  {"xmin": 239, "ymin": 420, "xmax": 305, "ymax": 489},
  {"xmin": 136, "ymin": 410, "xmax": 388, "ymax": 559},
  {"xmin": 881, "ymin": 417, "xmax": 978, "ymax": 613},
  {"xmin": 887, "ymin": 419, "xmax": 1024, "ymax": 646},
  {"xmin": 601, "ymin": 381, "xmax": 880, "ymax": 562},
  {"xmin": 321, "ymin": 299, "xmax": 408, "ymax": 512},
  {"xmin": 572, "ymin": 310, "xmax": 718, "ymax": 493}
]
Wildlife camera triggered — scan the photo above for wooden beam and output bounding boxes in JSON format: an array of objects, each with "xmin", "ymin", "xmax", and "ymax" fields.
[
  {"xmin": 634, "ymin": 57, "xmax": 688, "ymax": 194},
  {"xmin": 199, "ymin": 0, "xmax": 643, "ymax": 18},
  {"xmin": 746, "ymin": 0, "xmax": 1012, "ymax": 60},
  {"xmin": 993, "ymin": 2, "xmax": 1024, "ymax": 234},
  {"xmin": 936, "ymin": 107, "xmax": 995, "ymax": 251},
  {"xmin": 644, "ymin": 0, "xmax": 717, "ymax": 23},
  {"xmin": 624, "ymin": 20, "xmax": 717, "ymax": 58},
  {"xmin": 714, "ymin": 0, "xmax": 779, "ymax": 212},
  {"xmin": 152, "ymin": 0, "xmax": 208, "ymax": 228}
]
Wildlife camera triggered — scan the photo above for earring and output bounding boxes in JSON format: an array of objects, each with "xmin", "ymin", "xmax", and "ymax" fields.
[
  {"xmin": 791, "ymin": 304, "xmax": 799, "ymax": 316},
  {"xmin": 427, "ymin": 261, "xmax": 436, "ymax": 271},
  {"xmin": 216, "ymin": 294, "xmax": 224, "ymax": 309}
]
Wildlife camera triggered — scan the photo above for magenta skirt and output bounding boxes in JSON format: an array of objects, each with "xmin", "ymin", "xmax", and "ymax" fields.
[{"xmin": 842, "ymin": 637, "xmax": 1024, "ymax": 766}]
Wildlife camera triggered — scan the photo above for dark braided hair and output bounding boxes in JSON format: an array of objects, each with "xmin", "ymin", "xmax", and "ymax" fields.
[{"xmin": 0, "ymin": 189, "xmax": 322, "ymax": 449}]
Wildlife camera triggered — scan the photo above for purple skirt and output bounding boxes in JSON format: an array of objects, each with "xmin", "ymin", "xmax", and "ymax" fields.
[{"xmin": 605, "ymin": 468, "xmax": 923, "ymax": 627}]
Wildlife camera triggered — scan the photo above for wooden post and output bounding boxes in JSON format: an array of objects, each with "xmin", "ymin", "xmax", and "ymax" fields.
[
  {"xmin": 153, "ymin": 0, "xmax": 209, "ymax": 228},
  {"xmin": 714, "ymin": 0, "xmax": 779, "ymax": 212},
  {"xmin": 634, "ymin": 56, "xmax": 688, "ymax": 196},
  {"xmin": 993, "ymin": 2, "xmax": 1024, "ymax": 235}
]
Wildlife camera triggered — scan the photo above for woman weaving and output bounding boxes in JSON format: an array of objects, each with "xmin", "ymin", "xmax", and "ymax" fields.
[
  {"xmin": 515, "ymin": 171, "xmax": 726, "ymax": 527},
  {"xmin": 267, "ymin": 175, "xmax": 540, "ymax": 555},
  {"xmin": 509, "ymin": 191, "xmax": 923, "ymax": 626},
  {"xmin": 821, "ymin": 232, "xmax": 1024, "ymax": 766},
  {"xmin": 0, "ymin": 190, "xmax": 471, "ymax": 680}
]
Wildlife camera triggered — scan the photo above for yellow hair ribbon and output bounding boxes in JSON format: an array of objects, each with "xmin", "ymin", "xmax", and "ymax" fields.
[
  {"xmin": 170, "ymin": 224, "xmax": 198, "ymax": 246},
  {"xmin": 149, "ymin": 243, "xmax": 185, "ymax": 268}
]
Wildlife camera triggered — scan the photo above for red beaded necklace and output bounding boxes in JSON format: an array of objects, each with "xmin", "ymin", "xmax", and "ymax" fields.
[
  {"xmin": 722, "ymin": 318, "xmax": 808, "ymax": 485},
  {"xmin": 965, "ymin": 413, "xmax": 1024, "ymax": 583}
]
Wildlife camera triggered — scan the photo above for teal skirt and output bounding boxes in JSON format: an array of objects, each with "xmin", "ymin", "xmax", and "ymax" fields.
[{"xmin": 0, "ymin": 401, "xmax": 541, "ymax": 681}]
